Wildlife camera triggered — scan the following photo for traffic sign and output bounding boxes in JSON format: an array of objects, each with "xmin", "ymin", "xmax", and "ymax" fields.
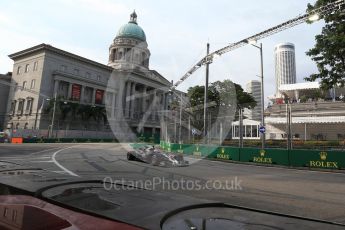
[
  {"xmin": 192, "ymin": 128, "xmax": 197, "ymax": 135},
  {"xmin": 259, "ymin": 126, "xmax": 266, "ymax": 134}
]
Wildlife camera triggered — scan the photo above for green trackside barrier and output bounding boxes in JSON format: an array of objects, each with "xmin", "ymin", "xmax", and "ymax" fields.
[
  {"xmin": 200, "ymin": 145, "xmax": 218, "ymax": 157},
  {"xmin": 168, "ymin": 143, "xmax": 181, "ymax": 152},
  {"xmin": 136, "ymin": 133, "xmax": 160, "ymax": 144},
  {"xmin": 130, "ymin": 143, "xmax": 149, "ymax": 149},
  {"xmin": 179, "ymin": 144, "xmax": 194, "ymax": 155},
  {"xmin": 208, "ymin": 146, "xmax": 240, "ymax": 161},
  {"xmin": 190, "ymin": 144, "xmax": 204, "ymax": 157},
  {"xmin": 163, "ymin": 141, "xmax": 170, "ymax": 151},
  {"xmin": 185, "ymin": 144, "xmax": 218, "ymax": 157},
  {"xmin": 239, "ymin": 148, "xmax": 290, "ymax": 166},
  {"xmin": 289, "ymin": 149, "xmax": 345, "ymax": 169},
  {"xmin": 174, "ymin": 144, "xmax": 186, "ymax": 154},
  {"xmin": 163, "ymin": 141, "xmax": 169, "ymax": 151},
  {"xmin": 160, "ymin": 142, "xmax": 345, "ymax": 170}
]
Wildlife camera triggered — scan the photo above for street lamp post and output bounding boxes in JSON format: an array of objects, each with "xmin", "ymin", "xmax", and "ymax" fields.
[
  {"xmin": 179, "ymin": 92, "xmax": 182, "ymax": 143},
  {"xmin": 49, "ymin": 92, "xmax": 57, "ymax": 138},
  {"xmin": 203, "ymin": 43, "xmax": 210, "ymax": 144},
  {"xmin": 248, "ymin": 40, "xmax": 265, "ymax": 149}
]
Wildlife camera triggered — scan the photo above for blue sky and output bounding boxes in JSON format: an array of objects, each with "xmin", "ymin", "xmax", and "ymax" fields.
[{"xmin": 0, "ymin": 0, "xmax": 323, "ymax": 99}]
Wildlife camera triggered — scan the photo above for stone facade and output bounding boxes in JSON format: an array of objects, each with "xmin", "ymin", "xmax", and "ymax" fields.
[{"xmin": 4, "ymin": 12, "xmax": 172, "ymax": 139}]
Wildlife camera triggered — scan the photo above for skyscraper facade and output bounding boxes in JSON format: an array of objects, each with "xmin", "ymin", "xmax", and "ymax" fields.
[
  {"xmin": 245, "ymin": 80, "xmax": 261, "ymax": 121},
  {"xmin": 274, "ymin": 42, "xmax": 296, "ymax": 97}
]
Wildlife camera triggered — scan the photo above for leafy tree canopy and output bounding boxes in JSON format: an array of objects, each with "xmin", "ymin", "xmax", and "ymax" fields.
[
  {"xmin": 187, "ymin": 80, "xmax": 257, "ymax": 111},
  {"xmin": 305, "ymin": 0, "xmax": 345, "ymax": 89}
]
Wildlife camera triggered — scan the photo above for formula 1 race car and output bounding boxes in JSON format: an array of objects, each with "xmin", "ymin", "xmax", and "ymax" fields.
[{"xmin": 127, "ymin": 146, "xmax": 189, "ymax": 167}]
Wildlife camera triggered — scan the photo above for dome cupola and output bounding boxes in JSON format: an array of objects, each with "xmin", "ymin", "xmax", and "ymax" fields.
[
  {"xmin": 108, "ymin": 11, "xmax": 150, "ymax": 70},
  {"xmin": 115, "ymin": 10, "xmax": 146, "ymax": 42}
]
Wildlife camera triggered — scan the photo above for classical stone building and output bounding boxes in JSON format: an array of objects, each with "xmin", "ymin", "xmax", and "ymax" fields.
[{"xmin": 4, "ymin": 11, "xmax": 172, "ymax": 139}]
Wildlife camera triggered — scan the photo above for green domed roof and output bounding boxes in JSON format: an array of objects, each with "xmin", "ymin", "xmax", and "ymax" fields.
[
  {"xmin": 116, "ymin": 22, "xmax": 146, "ymax": 41},
  {"xmin": 116, "ymin": 11, "xmax": 146, "ymax": 41}
]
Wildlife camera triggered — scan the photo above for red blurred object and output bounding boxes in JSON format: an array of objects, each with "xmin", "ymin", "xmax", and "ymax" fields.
[
  {"xmin": 71, "ymin": 84, "xmax": 82, "ymax": 101},
  {"xmin": 0, "ymin": 195, "xmax": 142, "ymax": 230},
  {"xmin": 95, "ymin": 89, "xmax": 104, "ymax": 104},
  {"xmin": 276, "ymin": 98, "xmax": 284, "ymax": 104}
]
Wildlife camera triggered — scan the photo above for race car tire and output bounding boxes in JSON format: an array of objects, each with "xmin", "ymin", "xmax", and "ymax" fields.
[{"xmin": 127, "ymin": 152, "xmax": 135, "ymax": 161}]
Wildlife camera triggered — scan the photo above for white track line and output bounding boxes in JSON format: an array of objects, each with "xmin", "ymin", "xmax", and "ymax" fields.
[
  {"xmin": 29, "ymin": 147, "xmax": 62, "ymax": 155},
  {"xmin": 51, "ymin": 146, "xmax": 80, "ymax": 177}
]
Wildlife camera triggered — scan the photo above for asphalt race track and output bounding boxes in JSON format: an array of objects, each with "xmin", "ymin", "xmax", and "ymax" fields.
[{"xmin": 0, "ymin": 143, "xmax": 345, "ymax": 225}]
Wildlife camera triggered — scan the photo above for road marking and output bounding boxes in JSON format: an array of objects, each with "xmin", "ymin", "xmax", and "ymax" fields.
[
  {"xmin": 29, "ymin": 160, "xmax": 54, "ymax": 163},
  {"xmin": 51, "ymin": 146, "xmax": 80, "ymax": 177},
  {"xmin": 32, "ymin": 156, "xmax": 51, "ymax": 159},
  {"xmin": 29, "ymin": 147, "xmax": 62, "ymax": 155},
  {"xmin": 51, "ymin": 171, "xmax": 69, "ymax": 175}
]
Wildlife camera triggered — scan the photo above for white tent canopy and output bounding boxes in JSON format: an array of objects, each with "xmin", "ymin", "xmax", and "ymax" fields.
[
  {"xmin": 279, "ymin": 82, "xmax": 320, "ymax": 91},
  {"xmin": 266, "ymin": 116, "xmax": 345, "ymax": 124}
]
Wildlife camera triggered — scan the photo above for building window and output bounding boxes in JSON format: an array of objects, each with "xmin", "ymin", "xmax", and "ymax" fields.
[
  {"xmin": 60, "ymin": 65, "xmax": 67, "ymax": 72},
  {"xmin": 30, "ymin": 79, "xmax": 36, "ymax": 89},
  {"xmin": 97, "ymin": 75, "xmax": 101, "ymax": 81},
  {"xmin": 33, "ymin": 61, "xmax": 38, "ymax": 71},
  {"xmin": 25, "ymin": 64, "xmax": 30, "ymax": 73},
  {"xmin": 125, "ymin": 48, "xmax": 131, "ymax": 61},
  {"xmin": 17, "ymin": 66, "xmax": 22, "ymax": 75},
  {"xmin": 141, "ymin": 52, "xmax": 146, "ymax": 65},
  {"xmin": 74, "ymin": 68, "xmax": 79, "ymax": 75},
  {"xmin": 10, "ymin": 100, "xmax": 16, "ymax": 115},
  {"xmin": 17, "ymin": 99, "xmax": 25, "ymax": 115},
  {"xmin": 25, "ymin": 98, "xmax": 33, "ymax": 115},
  {"xmin": 22, "ymin": 81, "xmax": 27, "ymax": 89},
  {"xmin": 113, "ymin": 49, "xmax": 118, "ymax": 61},
  {"xmin": 86, "ymin": 72, "xmax": 91, "ymax": 78}
]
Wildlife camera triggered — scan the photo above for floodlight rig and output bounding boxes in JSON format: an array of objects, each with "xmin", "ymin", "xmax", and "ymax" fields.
[{"xmin": 171, "ymin": 0, "xmax": 345, "ymax": 89}]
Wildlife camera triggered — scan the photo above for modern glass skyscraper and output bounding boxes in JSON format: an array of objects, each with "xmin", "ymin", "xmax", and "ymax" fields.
[{"xmin": 274, "ymin": 42, "xmax": 296, "ymax": 97}]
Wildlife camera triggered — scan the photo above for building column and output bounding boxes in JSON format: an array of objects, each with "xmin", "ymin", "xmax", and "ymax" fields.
[
  {"xmin": 67, "ymin": 83, "xmax": 72, "ymax": 100},
  {"xmin": 130, "ymin": 82, "xmax": 136, "ymax": 119},
  {"xmin": 152, "ymin": 89, "xmax": 157, "ymax": 120},
  {"xmin": 92, "ymin": 88, "xmax": 96, "ymax": 104},
  {"xmin": 125, "ymin": 81, "xmax": 131, "ymax": 118},
  {"xmin": 112, "ymin": 93, "xmax": 116, "ymax": 118},
  {"xmin": 80, "ymin": 85, "xmax": 85, "ymax": 103},
  {"xmin": 163, "ymin": 93, "xmax": 166, "ymax": 110},
  {"xmin": 54, "ymin": 80, "xmax": 59, "ymax": 96},
  {"xmin": 116, "ymin": 79, "xmax": 125, "ymax": 119},
  {"xmin": 142, "ymin": 85, "xmax": 147, "ymax": 114}
]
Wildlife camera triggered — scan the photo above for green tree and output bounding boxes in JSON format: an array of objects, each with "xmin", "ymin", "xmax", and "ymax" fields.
[
  {"xmin": 187, "ymin": 80, "xmax": 256, "ymax": 112},
  {"xmin": 186, "ymin": 80, "xmax": 256, "ymax": 130},
  {"xmin": 187, "ymin": 85, "xmax": 220, "ymax": 109},
  {"xmin": 232, "ymin": 83, "xmax": 257, "ymax": 109},
  {"xmin": 305, "ymin": 0, "xmax": 345, "ymax": 89}
]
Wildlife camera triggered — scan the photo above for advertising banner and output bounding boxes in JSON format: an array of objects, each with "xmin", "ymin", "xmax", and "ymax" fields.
[
  {"xmin": 71, "ymin": 84, "xmax": 81, "ymax": 100},
  {"xmin": 95, "ymin": 89, "xmax": 104, "ymax": 104}
]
